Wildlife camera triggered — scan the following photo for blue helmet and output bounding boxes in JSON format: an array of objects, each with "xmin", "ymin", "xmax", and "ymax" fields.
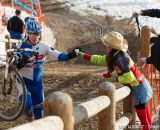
[{"xmin": 25, "ymin": 18, "xmax": 42, "ymax": 34}]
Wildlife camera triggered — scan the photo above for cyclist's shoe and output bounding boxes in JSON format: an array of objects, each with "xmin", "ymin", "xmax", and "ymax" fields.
[
  {"xmin": 25, "ymin": 109, "xmax": 34, "ymax": 122},
  {"xmin": 26, "ymin": 115, "xmax": 34, "ymax": 122}
]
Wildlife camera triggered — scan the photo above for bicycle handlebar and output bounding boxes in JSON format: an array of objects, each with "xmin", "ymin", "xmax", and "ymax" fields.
[
  {"xmin": 6, "ymin": 48, "xmax": 39, "ymax": 61},
  {"xmin": 7, "ymin": 48, "xmax": 34, "ymax": 53}
]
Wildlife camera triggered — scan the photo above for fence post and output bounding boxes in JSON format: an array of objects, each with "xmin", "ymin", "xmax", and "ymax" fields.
[
  {"xmin": 5, "ymin": 35, "xmax": 10, "ymax": 50},
  {"xmin": 140, "ymin": 26, "xmax": 151, "ymax": 79},
  {"xmin": 123, "ymin": 94, "xmax": 136, "ymax": 130},
  {"xmin": 43, "ymin": 91, "xmax": 73, "ymax": 130},
  {"xmin": 140, "ymin": 26, "xmax": 150, "ymax": 58},
  {"xmin": 140, "ymin": 26, "xmax": 153, "ymax": 119},
  {"xmin": 98, "ymin": 82, "xmax": 116, "ymax": 130}
]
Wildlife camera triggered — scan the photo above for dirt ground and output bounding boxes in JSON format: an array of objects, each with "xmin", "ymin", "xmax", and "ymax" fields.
[
  {"xmin": 0, "ymin": 1, "xmax": 143, "ymax": 130},
  {"xmin": 0, "ymin": 63, "xmax": 124, "ymax": 130}
]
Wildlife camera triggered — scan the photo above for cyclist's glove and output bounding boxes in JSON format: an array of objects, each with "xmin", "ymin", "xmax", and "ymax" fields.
[
  {"xmin": 16, "ymin": 56, "xmax": 30, "ymax": 69},
  {"xmin": 68, "ymin": 47, "xmax": 83, "ymax": 59}
]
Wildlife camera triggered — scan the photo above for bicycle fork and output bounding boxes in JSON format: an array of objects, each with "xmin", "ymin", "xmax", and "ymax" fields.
[{"xmin": 3, "ymin": 62, "xmax": 13, "ymax": 95}]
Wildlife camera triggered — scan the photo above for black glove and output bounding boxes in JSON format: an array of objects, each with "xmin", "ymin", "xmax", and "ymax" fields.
[
  {"xmin": 68, "ymin": 47, "xmax": 83, "ymax": 59},
  {"xmin": 16, "ymin": 55, "xmax": 30, "ymax": 69}
]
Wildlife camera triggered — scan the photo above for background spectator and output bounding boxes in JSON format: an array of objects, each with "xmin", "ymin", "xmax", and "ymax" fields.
[{"xmin": 7, "ymin": 9, "xmax": 25, "ymax": 40}]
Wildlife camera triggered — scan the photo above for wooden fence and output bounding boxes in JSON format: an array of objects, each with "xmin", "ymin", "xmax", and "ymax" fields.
[
  {"xmin": 7, "ymin": 82, "xmax": 135, "ymax": 130},
  {"xmin": 43, "ymin": 82, "xmax": 135, "ymax": 130}
]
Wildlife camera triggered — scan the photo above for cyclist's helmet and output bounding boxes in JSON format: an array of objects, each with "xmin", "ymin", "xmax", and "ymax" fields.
[{"xmin": 25, "ymin": 18, "xmax": 42, "ymax": 34}]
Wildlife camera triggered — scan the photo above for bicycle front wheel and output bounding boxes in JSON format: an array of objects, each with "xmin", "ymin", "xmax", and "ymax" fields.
[{"xmin": 0, "ymin": 68, "xmax": 26, "ymax": 121}]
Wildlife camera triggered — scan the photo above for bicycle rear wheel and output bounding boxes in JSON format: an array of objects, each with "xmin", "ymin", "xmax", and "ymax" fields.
[{"xmin": 0, "ymin": 68, "xmax": 26, "ymax": 121}]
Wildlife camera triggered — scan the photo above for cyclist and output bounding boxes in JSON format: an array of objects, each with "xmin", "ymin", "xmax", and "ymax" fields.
[
  {"xmin": 75, "ymin": 31, "xmax": 153, "ymax": 130},
  {"xmin": 17, "ymin": 18, "xmax": 77, "ymax": 121}
]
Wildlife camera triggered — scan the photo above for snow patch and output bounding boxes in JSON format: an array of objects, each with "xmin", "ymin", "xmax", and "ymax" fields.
[{"xmin": 59, "ymin": 0, "xmax": 160, "ymax": 32}]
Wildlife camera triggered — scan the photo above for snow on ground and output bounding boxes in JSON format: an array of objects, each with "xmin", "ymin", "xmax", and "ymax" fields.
[{"xmin": 59, "ymin": 0, "xmax": 160, "ymax": 33}]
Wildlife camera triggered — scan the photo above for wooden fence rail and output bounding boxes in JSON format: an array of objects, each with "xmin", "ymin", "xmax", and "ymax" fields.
[
  {"xmin": 8, "ymin": 116, "xmax": 64, "ymax": 130},
  {"xmin": 44, "ymin": 82, "xmax": 135, "ymax": 130},
  {"xmin": 73, "ymin": 95, "xmax": 110, "ymax": 125},
  {"xmin": 6, "ymin": 82, "xmax": 134, "ymax": 130}
]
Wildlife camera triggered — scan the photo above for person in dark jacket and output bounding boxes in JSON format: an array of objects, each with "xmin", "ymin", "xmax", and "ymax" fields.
[
  {"xmin": 133, "ymin": 9, "xmax": 160, "ymax": 71},
  {"xmin": 133, "ymin": 9, "xmax": 160, "ymax": 18},
  {"xmin": 141, "ymin": 36, "xmax": 160, "ymax": 71},
  {"xmin": 7, "ymin": 9, "xmax": 25, "ymax": 40}
]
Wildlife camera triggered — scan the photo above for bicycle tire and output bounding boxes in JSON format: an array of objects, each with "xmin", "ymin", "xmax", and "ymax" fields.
[
  {"xmin": 2, "ymin": 77, "xmax": 12, "ymax": 95},
  {"xmin": 0, "ymin": 69, "xmax": 27, "ymax": 121}
]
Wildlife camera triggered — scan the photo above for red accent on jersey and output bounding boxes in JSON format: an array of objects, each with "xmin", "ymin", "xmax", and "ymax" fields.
[
  {"xmin": 35, "ymin": 54, "xmax": 43, "ymax": 60},
  {"xmin": 131, "ymin": 64, "xmax": 145, "ymax": 84}
]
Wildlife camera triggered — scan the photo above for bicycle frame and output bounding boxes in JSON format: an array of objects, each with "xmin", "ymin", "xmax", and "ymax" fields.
[
  {"xmin": 0, "ymin": 48, "xmax": 35, "ymax": 121},
  {"xmin": 4, "ymin": 56, "xmax": 13, "ymax": 80},
  {"xmin": 4, "ymin": 48, "xmax": 36, "ymax": 80}
]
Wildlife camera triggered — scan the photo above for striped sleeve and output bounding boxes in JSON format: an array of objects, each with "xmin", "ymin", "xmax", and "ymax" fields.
[
  {"xmin": 118, "ymin": 71, "xmax": 135, "ymax": 84},
  {"xmin": 90, "ymin": 55, "xmax": 107, "ymax": 65}
]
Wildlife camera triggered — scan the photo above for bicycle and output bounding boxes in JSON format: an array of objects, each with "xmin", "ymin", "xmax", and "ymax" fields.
[{"xmin": 0, "ymin": 48, "xmax": 38, "ymax": 121}]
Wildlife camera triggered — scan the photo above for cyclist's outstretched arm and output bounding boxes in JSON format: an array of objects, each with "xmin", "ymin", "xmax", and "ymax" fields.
[{"xmin": 47, "ymin": 46, "xmax": 77, "ymax": 61}]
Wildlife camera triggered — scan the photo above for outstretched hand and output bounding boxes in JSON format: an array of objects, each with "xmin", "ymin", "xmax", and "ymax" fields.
[
  {"xmin": 74, "ymin": 47, "xmax": 83, "ymax": 53},
  {"xmin": 68, "ymin": 47, "xmax": 83, "ymax": 59},
  {"xmin": 105, "ymin": 75, "xmax": 117, "ymax": 82},
  {"xmin": 73, "ymin": 47, "xmax": 85, "ymax": 58},
  {"xmin": 140, "ymin": 57, "xmax": 146, "ymax": 63},
  {"xmin": 132, "ymin": 11, "xmax": 142, "ymax": 17}
]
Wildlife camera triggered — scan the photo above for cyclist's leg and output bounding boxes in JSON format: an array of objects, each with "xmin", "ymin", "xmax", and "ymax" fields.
[
  {"xmin": 17, "ymin": 80, "xmax": 33, "ymax": 119},
  {"xmin": 33, "ymin": 101, "xmax": 43, "ymax": 119},
  {"xmin": 31, "ymin": 82, "xmax": 44, "ymax": 119},
  {"xmin": 19, "ymin": 92, "xmax": 33, "ymax": 118}
]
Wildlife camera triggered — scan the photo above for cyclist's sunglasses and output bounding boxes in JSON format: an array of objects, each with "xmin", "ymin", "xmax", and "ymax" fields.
[{"xmin": 30, "ymin": 33, "xmax": 40, "ymax": 36}]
